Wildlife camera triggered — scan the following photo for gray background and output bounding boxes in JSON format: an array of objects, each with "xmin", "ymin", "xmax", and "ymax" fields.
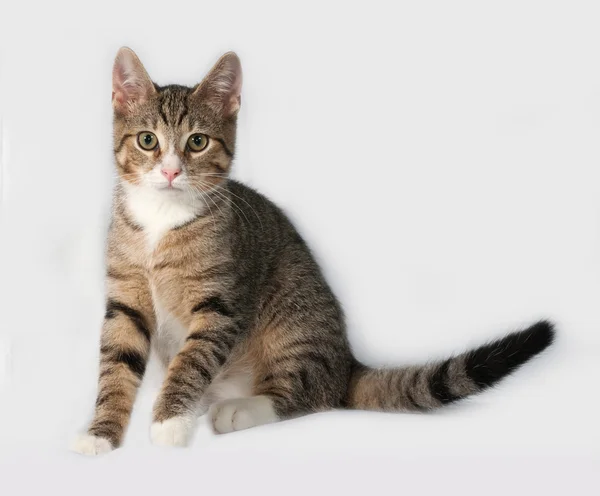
[{"xmin": 0, "ymin": 0, "xmax": 598, "ymax": 494}]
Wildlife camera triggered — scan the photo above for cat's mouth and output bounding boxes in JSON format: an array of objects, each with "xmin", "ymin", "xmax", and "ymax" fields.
[{"xmin": 155, "ymin": 183, "xmax": 185, "ymax": 192}]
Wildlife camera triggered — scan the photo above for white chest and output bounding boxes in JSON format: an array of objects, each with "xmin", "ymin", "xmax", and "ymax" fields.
[{"xmin": 123, "ymin": 183, "xmax": 204, "ymax": 251}]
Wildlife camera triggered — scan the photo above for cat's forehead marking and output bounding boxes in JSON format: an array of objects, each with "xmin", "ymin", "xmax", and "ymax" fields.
[{"xmin": 156, "ymin": 87, "xmax": 188, "ymax": 127}]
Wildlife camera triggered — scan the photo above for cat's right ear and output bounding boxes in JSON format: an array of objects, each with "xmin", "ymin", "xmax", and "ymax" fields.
[{"xmin": 112, "ymin": 47, "xmax": 156, "ymax": 115}]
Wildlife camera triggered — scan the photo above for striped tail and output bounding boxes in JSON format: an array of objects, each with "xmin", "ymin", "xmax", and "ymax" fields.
[{"xmin": 346, "ymin": 320, "xmax": 554, "ymax": 411}]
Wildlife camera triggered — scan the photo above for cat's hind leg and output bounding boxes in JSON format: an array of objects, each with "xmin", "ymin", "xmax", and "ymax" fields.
[{"xmin": 210, "ymin": 329, "xmax": 349, "ymax": 434}]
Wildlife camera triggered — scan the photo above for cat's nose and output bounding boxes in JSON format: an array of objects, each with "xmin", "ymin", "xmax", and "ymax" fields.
[{"xmin": 161, "ymin": 168, "xmax": 181, "ymax": 184}]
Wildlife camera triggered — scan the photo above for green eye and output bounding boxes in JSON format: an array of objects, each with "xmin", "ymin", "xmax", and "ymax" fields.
[
  {"xmin": 138, "ymin": 132, "xmax": 158, "ymax": 150},
  {"xmin": 187, "ymin": 133, "xmax": 209, "ymax": 152}
]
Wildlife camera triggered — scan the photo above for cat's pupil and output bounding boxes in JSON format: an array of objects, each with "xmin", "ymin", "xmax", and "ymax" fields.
[
  {"xmin": 144, "ymin": 135, "xmax": 153, "ymax": 144},
  {"xmin": 194, "ymin": 136, "xmax": 202, "ymax": 145}
]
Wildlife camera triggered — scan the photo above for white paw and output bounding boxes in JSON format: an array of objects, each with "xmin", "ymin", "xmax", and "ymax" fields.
[
  {"xmin": 71, "ymin": 434, "xmax": 113, "ymax": 456},
  {"xmin": 150, "ymin": 416, "xmax": 194, "ymax": 447},
  {"xmin": 211, "ymin": 396, "xmax": 279, "ymax": 434}
]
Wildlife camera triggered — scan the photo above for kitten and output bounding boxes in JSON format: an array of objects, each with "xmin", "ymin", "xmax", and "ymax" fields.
[{"xmin": 72, "ymin": 48, "xmax": 554, "ymax": 455}]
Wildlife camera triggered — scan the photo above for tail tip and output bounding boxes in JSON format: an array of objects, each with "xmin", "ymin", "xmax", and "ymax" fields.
[
  {"xmin": 465, "ymin": 318, "xmax": 556, "ymax": 390},
  {"xmin": 525, "ymin": 319, "xmax": 556, "ymax": 352}
]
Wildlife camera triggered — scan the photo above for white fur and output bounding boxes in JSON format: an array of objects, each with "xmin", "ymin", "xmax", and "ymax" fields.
[
  {"xmin": 210, "ymin": 396, "xmax": 278, "ymax": 434},
  {"xmin": 160, "ymin": 151, "xmax": 182, "ymax": 172},
  {"xmin": 71, "ymin": 434, "xmax": 113, "ymax": 456},
  {"xmin": 152, "ymin": 290, "xmax": 189, "ymax": 364},
  {"xmin": 198, "ymin": 365, "xmax": 254, "ymax": 415},
  {"xmin": 123, "ymin": 176, "xmax": 204, "ymax": 251},
  {"xmin": 151, "ymin": 415, "xmax": 195, "ymax": 447}
]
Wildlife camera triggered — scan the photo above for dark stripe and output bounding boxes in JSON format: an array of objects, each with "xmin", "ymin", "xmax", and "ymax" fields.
[
  {"xmin": 194, "ymin": 363, "xmax": 212, "ymax": 383},
  {"xmin": 106, "ymin": 267, "xmax": 129, "ymax": 280},
  {"xmin": 261, "ymin": 285, "xmax": 305, "ymax": 330},
  {"xmin": 168, "ymin": 375, "xmax": 198, "ymax": 391},
  {"xmin": 99, "ymin": 368, "xmax": 113, "ymax": 379},
  {"xmin": 406, "ymin": 369, "xmax": 425, "ymax": 410},
  {"xmin": 185, "ymin": 337, "xmax": 228, "ymax": 366},
  {"xmin": 191, "ymin": 296, "xmax": 234, "ymax": 318},
  {"xmin": 177, "ymin": 99, "xmax": 189, "ymax": 125},
  {"xmin": 114, "ymin": 134, "xmax": 133, "ymax": 154},
  {"xmin": 429, "ymin": 360, "xmax": 460, "ymax": 405},
  {"xmin": 153, "ymin": 261, "xmax": 174, "ymax": 271},
  {"xmin": 95, "ymin": 390, "xmax": 126, "ymax": 408},
  {"xmin": 299, "ymin": 351, "xmax": 334, "ymax": 375},
  {"xmin": 162, "ymin": 390, "xmax": 195, "ymax": 405},
  {"xmin": 191, "ymin": 328, "xmax": 237, "ymax": 350},
  {"xmin": 405, "ymin": 388, "xmax": 422, "ymax": 411},
  {"xmin": 100, "ymin": 344, "xmax": 146, "ymax": 379},
  {"xmin": 262, "ymin": 309, "xmax": 288, "ymax": 335},
  {"xmin": 159, "ymin": 105, "xmax": 169, "ymax": 125},
  {"xmin": 91, "ymin": 419, "xmax": 122, "ymax": 431},
  {"xmin": 186, "ymin": 333, "xmax": 224, "ymax": 348},
  {"xmin": 113, "ymin": 349, "xmax": 147, "ymax": 379},
  {"xmin": 214, "ymin": 137, "xmax": 233, "ymax": 157},
  {"xmin": 105, "ymin": 300, "xmax": 151, "ymax": 342},
  {"xmin": 298, "ymin": 368, "xmax": 310, "ymax": 391},
  {"xmin": 209, "ymin": 161, "xmax": 227, "ymax": 173},
  {"xmin": 271, "ymin": 351, "xmax": 333, "ymax": 377},
  {"xmin": 210, "ymin": 348, "xmax": 227, "ymax": 366},
  {"xmin": 219, "ymin": 325, "xmax": 239, "ymax": 339},
  {"xmin": 178, "ymin": 349, "xmax": 213, "ymax": 384}
]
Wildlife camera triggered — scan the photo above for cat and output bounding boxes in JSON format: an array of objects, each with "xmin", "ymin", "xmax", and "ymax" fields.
[{"xmin": 72, "ymin": 47, "xmax": 555, "ymax": 455}]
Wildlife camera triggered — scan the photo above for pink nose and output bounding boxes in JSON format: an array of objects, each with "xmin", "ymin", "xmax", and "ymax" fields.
[{"xmin": 161, "ymin": 168, "xmax": 181, "ymax": 183}]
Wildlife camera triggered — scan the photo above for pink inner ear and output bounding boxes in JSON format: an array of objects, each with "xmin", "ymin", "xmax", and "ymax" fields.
[
  {"xmin": 112, "ymin": 84, "xmax": 133, "ymax": 109},
  {"xmin": 195, "ymin": 53, "xmax": 243, "ymax": 116},
  {"xmin": 229, "ymin": 94, "xmax": 241, "ymax": 114},
  {"xmin": 112, "ymin": 50, "xmax": 154, "ymax": 111},
  {"xmin": 112, "ymin": 89, "xmax": 126, "ymax": 105},
  {"xmin": 113, "ymin": 66, "xmax": 129, "ymax": 106}
]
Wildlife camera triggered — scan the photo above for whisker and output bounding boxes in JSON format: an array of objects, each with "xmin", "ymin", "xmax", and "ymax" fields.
[
  {"xmin": 194, "ymin": 181, "xmax": 247, "ymax": 226},
  {"xmin": 212, "ymin": 183, "xmax": 263, "ymax": 230},
  {"xmin": 185, "ymin": 184, "xmax": 216, "ymax": 231}
]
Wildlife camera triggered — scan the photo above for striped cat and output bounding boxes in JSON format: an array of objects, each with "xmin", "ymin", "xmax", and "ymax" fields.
[{"xmin": 72, "ymin": 48, "xmax": 555, "ymax": 455}]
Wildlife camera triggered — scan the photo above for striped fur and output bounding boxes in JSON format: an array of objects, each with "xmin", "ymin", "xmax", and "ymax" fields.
[
  {"xmin": 73, "ymin": 48, "xmax": 555, "ymax": 454},
  {"xmin": 347, "ymin": 321, "xmax": 554, "ymax": 411}
]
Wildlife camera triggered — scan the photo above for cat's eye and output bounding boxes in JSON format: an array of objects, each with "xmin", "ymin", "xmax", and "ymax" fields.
[
  {"xmin": 187, "ymin": 133, "xmax": 209, "ymax": 152},
  {"xmin": 138, "ymin": 132, "xmax": 158, "ymax": 151}
]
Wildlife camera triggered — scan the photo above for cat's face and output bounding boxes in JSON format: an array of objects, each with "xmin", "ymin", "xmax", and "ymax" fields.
[{"xmin": 111, "ymin": 48, "xmax": 242, "ymax": 197}]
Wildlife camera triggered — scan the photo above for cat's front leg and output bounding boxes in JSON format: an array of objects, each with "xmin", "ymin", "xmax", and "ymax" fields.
[
  {"xmin": 151, "ymin": 297, "xmax": 241, "ymax": 447},
  {"xmin": 72, "ymin": 276, "xmax": 155, "ymax": 456}
]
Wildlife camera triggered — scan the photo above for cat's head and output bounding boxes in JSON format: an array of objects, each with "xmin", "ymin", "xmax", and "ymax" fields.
[{"xmin": 111, "ymin": 47, "xmax": 242, "ymax": 196}]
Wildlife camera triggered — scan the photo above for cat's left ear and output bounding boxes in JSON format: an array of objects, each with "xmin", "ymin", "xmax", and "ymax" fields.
[
  {"xmin": 194, "ymin": 52, "xmax": 243, "ymax": 117},
  {"xmin": 112, "ymin": 47, "xmax": 156, "ymax": 115}
]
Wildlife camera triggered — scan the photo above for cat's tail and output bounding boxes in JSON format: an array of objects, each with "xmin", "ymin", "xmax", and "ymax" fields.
[{"xmin": 345, "ymin": 320, "xmax": 554, "ymax": 411}]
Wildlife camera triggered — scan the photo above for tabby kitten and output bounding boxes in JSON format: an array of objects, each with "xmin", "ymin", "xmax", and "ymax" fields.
[{"xmin": 72, "ymin": 48, "xmax": 554, "ymax": 455}]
